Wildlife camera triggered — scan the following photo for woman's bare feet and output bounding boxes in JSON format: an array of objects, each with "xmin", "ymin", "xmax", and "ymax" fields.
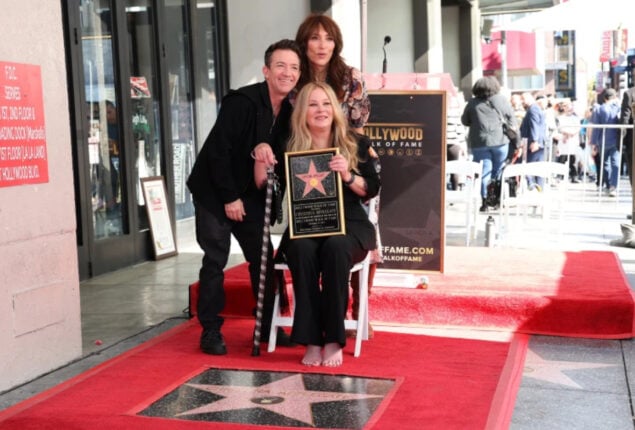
[
  {"xmin": 322, "ymin": 342, "xmax": 343, "ymax": 367},
  {"xmin": 301, "ymin": 345, "xmax": 322, "ymax": 366}
]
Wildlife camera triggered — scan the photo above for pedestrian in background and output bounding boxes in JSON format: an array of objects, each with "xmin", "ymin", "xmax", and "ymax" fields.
[
  {"xmin": 620, "ymin": 84, "xmax": 635, "ymax": 185},
  {"xmin": 461, "ymin": 76, "xmax": 517, "ymax": 212},
  {"xmin": 519, "ymin": 92, "xmax": 547, "ymax": 190},
  {"xmin": 591, "ymin": 88, "xmax": 621, "ymax": 197}
]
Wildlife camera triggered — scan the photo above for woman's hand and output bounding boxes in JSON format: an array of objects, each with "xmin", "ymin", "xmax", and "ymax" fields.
[{"xmin": 329, "ymin": 154, "xmax": 351, "ymax": 181}]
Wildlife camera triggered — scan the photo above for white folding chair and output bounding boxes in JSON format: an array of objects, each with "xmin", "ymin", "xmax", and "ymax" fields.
[
  {"xmin": 445, "ymin": 160, "xmax": 483, "ymax": 245},
  {"xmin": 498, "ymin": 161, "xmax": 568, "ymax": 235},
  {"xmin": 267, "ymin": 199, "xmax": 376, "ymax": 358}
]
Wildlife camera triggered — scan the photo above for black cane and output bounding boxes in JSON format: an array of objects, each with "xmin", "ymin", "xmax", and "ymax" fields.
[{"xmin": 252, "ymin": 166, "xmax": 275, "ymax": 356}]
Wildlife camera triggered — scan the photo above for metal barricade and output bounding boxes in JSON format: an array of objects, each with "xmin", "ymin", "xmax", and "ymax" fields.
[{"xmin": 553, "ymin": 122, "xmax": 634, "ymax": 202}]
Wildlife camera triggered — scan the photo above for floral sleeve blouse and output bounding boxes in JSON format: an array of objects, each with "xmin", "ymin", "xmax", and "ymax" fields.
[
  {"xmin": 342, "ymin": 66, "xmax": 370, "ymax": 129},
  {"xmin": 289, "ymin": 67, "xmax": 371, "ymax": 130}
]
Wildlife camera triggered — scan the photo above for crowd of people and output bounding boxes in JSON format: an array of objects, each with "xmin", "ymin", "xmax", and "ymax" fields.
[{"xmin": 461, "ymin": 75, "xmax": 634, "ymax": 211}]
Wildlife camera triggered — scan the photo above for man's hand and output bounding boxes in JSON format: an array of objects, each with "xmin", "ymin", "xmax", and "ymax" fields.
[
  {"xmin": 529, "ymin": 142, "xmax": 540, "ymax": 153},
  {"xmin": 252, "ymin": 143, "xmax": 276, "ymax": 167},
  {"xmin": 225, "ymin": 199, "xmax": 246, "ymax": 222}
]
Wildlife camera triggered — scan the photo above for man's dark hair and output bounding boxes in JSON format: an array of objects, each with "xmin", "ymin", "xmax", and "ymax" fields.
[{"xmin": 264, "ymin": 39, "xmax": 301, "ymax": 68}]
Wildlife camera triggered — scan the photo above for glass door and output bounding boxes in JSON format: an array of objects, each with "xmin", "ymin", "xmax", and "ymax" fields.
[
  {"xmin": 81, "ymin": 0, "xmax": 125, "ymax": 240},
  {"xmin": 65, "ymin": 0, "xmax": 226, "ymax": 278},
  {"xmin": 164, "ymin": 0, "xmax": 196, "ymax": 220},
  {"xmin": 71, "ymin": 0, "xmax": 141, "ymax": 278},
  {"xmin": 68, "ymin": 0, "xmax": 163, "ymax": 277},
  {"xmin": 125, "ymin": 0, "xmax": 163, "ymax": 235}
]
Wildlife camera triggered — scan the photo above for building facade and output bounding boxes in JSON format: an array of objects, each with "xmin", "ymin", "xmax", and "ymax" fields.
[{"xmin": 1, "ymin": 0, "xmax": 484, "ymax": 393}]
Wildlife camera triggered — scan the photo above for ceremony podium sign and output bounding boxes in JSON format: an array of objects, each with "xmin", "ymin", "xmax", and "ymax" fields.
[{"xmin": 366, "ymin": 91, "xmax": 446, "ymax": 273}]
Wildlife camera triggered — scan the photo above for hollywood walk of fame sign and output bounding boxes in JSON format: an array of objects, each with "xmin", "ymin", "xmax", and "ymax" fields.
[{"xmin": 285, "ymin": 148, "xmax": 345, "ymax": 239}]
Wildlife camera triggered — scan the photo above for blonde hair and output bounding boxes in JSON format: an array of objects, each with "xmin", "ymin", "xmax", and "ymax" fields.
[{"xmin": 288, "ymin": 82, "xmax": 360, "ymax": 171}]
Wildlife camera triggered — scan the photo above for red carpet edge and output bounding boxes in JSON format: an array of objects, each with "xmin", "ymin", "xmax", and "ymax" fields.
[
  {"xmin": 0, "ymin": 319, "xmax": 525, "ymax": 430},
  {"xmin": 485, "ymin": 334, "xmax": 530, "ymax": 430}
]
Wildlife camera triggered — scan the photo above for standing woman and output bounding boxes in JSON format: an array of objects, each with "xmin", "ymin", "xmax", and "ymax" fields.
[
  {"xmin": 461, "ymin": 76, "xmax": 517, "ymax": 211},
  {"xmin": 295, "ymin": 13, "xmax": 380, "ymax": 328},
  {"xmin": 294, "ymin": 13, "xmax": 370, "ymax": 132},
  {"xmin": 255, "ymin": 82, "xmax": 380, "ymax": 367}
]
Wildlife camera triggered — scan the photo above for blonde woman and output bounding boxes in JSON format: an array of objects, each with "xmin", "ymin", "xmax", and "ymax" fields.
[{"xmin": 255, "ymin": 82, "xmax": 380, "ymax": 366}]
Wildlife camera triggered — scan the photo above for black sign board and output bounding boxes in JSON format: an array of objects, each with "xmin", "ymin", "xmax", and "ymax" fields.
[{"xmin": 366, "ymin": 91, "xmax": 446, "ymax": 272}]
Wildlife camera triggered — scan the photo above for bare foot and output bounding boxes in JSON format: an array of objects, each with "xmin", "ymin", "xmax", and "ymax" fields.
[
  {"xmin": 322, "ymin": 342, "xmax": 343, "ymax": 367},
  {"xmin": 301, "ymin": 345, "xmax": 322, "ymax": 366}
]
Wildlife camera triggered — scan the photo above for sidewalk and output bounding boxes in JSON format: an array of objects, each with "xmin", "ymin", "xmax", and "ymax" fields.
[
  {"xmin": 1, "ymin": 178, "xmax": 634, "ymax": 429},
  {"xmin": 466, "ymin": 178, "xmax": 635, "ymax": 429}
]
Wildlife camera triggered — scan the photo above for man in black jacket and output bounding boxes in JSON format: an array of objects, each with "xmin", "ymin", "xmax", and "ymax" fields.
[
  {"xmin": 620, "ymin": 85, "xmax": 635, "ymax": 185},
  {"xmin": 187, "ymin": 39, "xmax": 301, "ymax": 355}
]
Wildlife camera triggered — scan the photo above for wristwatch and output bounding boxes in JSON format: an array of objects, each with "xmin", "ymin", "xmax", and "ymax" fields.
[{"xmin": 343, "ymin": 172, "xmax": 356, "ymax": 186}]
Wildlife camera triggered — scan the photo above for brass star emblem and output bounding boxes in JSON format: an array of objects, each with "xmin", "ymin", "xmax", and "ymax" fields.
[{"xmin": 295, "ymin": 160, "xmax": 332, "ymax": 197}]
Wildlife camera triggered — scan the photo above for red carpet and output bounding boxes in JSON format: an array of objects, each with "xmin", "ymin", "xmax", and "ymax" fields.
[
  {"xmin": 221, "ymin": 247, "xmax": 635, "ymax": 339},
  {"xmin": 0, "ymin": 318, "xmax": 528, "ymax": 430}
]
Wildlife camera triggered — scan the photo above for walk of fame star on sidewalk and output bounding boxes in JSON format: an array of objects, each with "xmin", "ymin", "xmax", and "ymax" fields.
[
  {"xmin": 523, "ymin": 349, "xmax": 616, "ymax": 389},
  {"xmin": 181, "ymin": 374, "xmax": 383, "ymax": 426},
  {"xmin": 139, "ymin": 368, "xmax": 395, "ymax": 428}
]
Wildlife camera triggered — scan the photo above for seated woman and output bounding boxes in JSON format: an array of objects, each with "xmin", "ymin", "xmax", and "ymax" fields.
[{"xmin": 254, "ymin": 82, "xmax": 380, "ymax": 367}]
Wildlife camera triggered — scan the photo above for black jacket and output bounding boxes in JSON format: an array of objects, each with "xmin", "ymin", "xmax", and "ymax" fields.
[
  {"xmin": 343, "ymin": 134, "xmax": 381, "ymax": 250},
  {"xmin": 620, "ymin": 86, "xmax": 635, "ymax": 149},
  {"xmin": 187, "ymin": 82, "xmax": 291, "ymax": 219}
]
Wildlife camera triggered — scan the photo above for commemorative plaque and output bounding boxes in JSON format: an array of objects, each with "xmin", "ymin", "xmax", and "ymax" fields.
[{"xmin": 285, "ymin": 148, "xmax": 345, "ymax": 239}]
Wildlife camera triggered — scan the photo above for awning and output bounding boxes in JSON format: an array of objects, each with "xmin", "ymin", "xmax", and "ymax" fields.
[{"xmin": 497, "ymin": 0, "xmax": 632, "ymax": 32}]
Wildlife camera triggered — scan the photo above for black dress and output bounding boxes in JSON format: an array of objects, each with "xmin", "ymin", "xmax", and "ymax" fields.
[{"xmin": 285, "ymin": 134, "xmax": 381, "ymax": 347}]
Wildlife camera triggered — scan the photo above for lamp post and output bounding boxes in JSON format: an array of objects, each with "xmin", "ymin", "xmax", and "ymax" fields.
[
  {"xmin": 484, "ymin": 28, "xmax": 508, "ymax": 89},
  {"xmin": 500, "ymin": 30, "xmax": 508, "ymax": 89}
]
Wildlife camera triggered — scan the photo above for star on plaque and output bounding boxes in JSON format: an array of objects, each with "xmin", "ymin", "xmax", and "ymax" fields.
[{"xmin": 295, "ymin": 160, "xmax": 331, "ymax": 197}]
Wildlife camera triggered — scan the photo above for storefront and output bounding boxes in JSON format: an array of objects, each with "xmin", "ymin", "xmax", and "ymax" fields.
[{"xmin": 62, "ymin": 0, "xmax": 228, "ymax": 279}]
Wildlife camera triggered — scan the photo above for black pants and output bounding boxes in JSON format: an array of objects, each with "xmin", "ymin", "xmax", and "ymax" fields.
[
  {"xmin": 623, "ymin": 135, "xmax": 633, "ymax": 185},
  {"xmin": 194, "ymin": 201, "xmax": 275, "ymax": 334},
  {"xmin": 286, "ymin": 234, "xmax": 367, "ymax": 348},
  {"xmin": 592, "ymin": 147, "xmax": 607, "ymax": 188},
  {"xmin": 557, "ymin": 154, "xmax": 578, "ymax": 180},
  {"xmin": 447, "ymin": 144, "xmax": 462, "ymax": 190}
]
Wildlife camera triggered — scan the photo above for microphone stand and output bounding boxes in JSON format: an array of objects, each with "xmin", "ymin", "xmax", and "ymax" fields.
[
  {"xmin": 382, "ymin": 36, "xmax": 391, "ymax": 74},
  {"xmin": 382, "ymin": 45, "xmax": 388, "ymax": 74}
]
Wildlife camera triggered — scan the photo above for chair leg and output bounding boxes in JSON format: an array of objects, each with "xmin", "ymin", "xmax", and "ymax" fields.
[
  {"xmin": 468, "ymin": 201, "xmax": 473, "ymax": 246},
  {"xmin": 354, "ymin": 259, "xmax": 370, "ymax": 357},
  {"xmin": 272, "ymin": 262, "xmax": 369, "ymax": 357},
  {"xmin": 267, "ymin": 293, "xmax": 281, "ymax": 353}
]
